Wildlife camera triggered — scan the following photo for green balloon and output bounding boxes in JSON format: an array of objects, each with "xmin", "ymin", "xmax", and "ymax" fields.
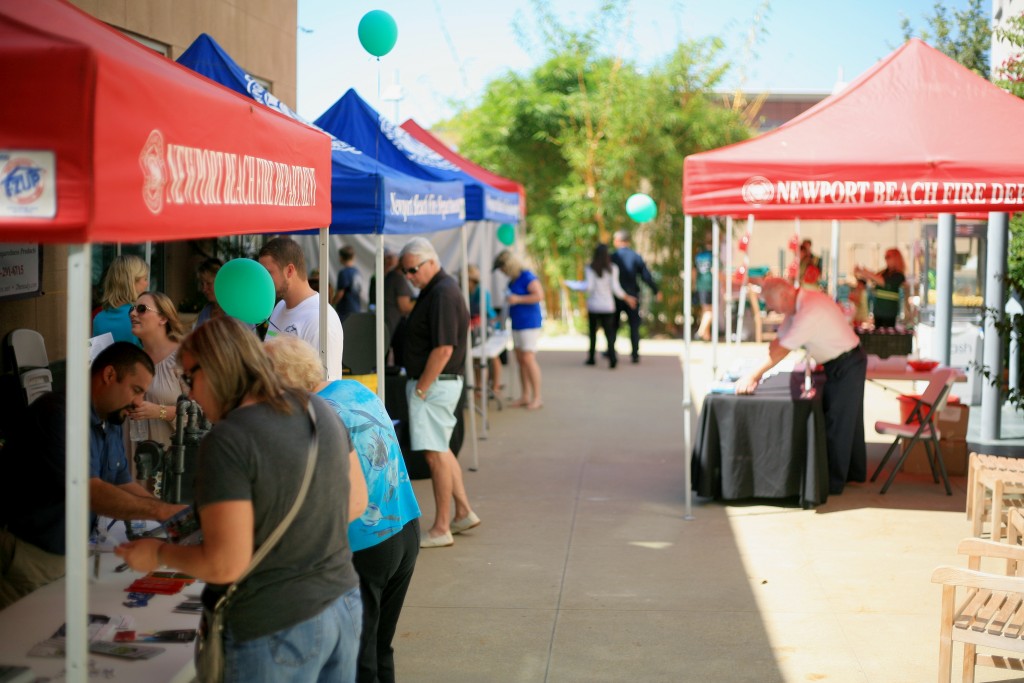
[
  {"xmin": 358, "ymin": 10, "xmax": 398, "ymax": 57},
  {"xmin": 497, "ymin": 223, "xmax": 515, "ymax": 246},
  {"xmin": 626, "ymin": 193, "xmax": 657, "ymax": 223},
  {"xmin": 214, "ymin": 258, "xmax": 276, "ymax": 325}
]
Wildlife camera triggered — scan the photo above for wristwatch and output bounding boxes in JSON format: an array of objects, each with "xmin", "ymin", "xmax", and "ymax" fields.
[{"xmin": 415, "ymin": 387, "xmax": 426, "ymax": 399}]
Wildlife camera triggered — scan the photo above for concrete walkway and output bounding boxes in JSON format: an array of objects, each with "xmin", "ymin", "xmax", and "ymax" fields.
[{"xmin": 396, "ymin": 336, "xmax": 1009, "ymax": 683}]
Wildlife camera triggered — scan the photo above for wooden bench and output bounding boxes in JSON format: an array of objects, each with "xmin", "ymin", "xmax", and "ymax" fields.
[
  {"xmin": 932, "ymin": 537, "xmax": 1024, "ymax": 682},
  {"xmin": 968, "ymin": 453, "xmax": 1024, "ymax": 541}
]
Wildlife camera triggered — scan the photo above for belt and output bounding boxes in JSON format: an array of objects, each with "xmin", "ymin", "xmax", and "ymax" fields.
[
  {"xmin": 411, "ymin": 373, "xmax": 461, "ymax": 381},
  {"xmin": 824, "ymin": 344, "xmax": 861, "ymax": 367}
]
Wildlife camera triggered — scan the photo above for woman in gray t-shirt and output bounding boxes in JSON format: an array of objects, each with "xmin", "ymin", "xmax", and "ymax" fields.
[{"xmin": 117, "ymin": 316, "xmax": 368, "ymax": 682}]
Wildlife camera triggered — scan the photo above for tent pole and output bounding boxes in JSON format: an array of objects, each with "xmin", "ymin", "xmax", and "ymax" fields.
[
  {"xmin": 376, "ymin": 235, "xmax": 385, "ymax": 402},
  {"xmin": 982, "ymin": 212, "xmax": 1009, "ymax": 440},
  {"xmin": 683, "ymin": 215, "xmax": 694, "ymax": 520},
  {"xmin": 710, "ymin": 218, "xmax": 720, "ymax": 375},
  {"xmin": 725, "ymin": 217, "xmax": 733, "ymax": 345},
  {"xmin": 65, "ymin": 244, "xmax": 91, "ymax": 682},
  {"xmin": 935, "ymin": 214, "xmax": 956, "ymax": 366},
  {"xmin": 476, "ymin": 222, "xmax": 489, "ymax": 440},
  {"xmin": 460, "ymin": 225, "xmax": 479, "ymax": 471},
  {"xmin": 735, "ymin": 215, "xmax": 754, "ymax": 344},
  {"xmin": 318, "ymin": 228, "xmax": 329, "ymax": 378},
  {"xmin": 830, "ymin": 220, "xmax": 841, "ymax": 298},
  {"xmin": 793, "ymin": 218, "xmax": 802, "ymax": 287}
]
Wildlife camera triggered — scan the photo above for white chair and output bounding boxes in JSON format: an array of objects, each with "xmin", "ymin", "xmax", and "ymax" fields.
[
  {"xmin": 4, "ymin": 328, "xmax": 52, "ymax": 405},
  {"xmin": 869, "ymin": 367, "xmax": 958, "ymax": 494}
]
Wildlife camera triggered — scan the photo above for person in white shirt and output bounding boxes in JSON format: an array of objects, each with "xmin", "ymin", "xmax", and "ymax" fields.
[
  {"xmin": 737, "ymin": 277, "xmax": 867, "ymax": 495},
  {"xmin": 584, "ymin": 243, "xmax": 636, "ymax": 369},
  {"xmin": 258, "ymin": 237, "xmax": 345, "ymax": 380}
]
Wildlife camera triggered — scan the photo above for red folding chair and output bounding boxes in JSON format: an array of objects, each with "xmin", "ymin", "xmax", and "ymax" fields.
[{"xmin": 870, "ymin": 368, "xmax": 958, "ymax": 495}]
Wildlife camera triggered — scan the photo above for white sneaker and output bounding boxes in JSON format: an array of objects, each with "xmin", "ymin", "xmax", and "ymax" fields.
[{"xmin": 450, "ymin": 511, "xmax": 481, "ymax": 535}]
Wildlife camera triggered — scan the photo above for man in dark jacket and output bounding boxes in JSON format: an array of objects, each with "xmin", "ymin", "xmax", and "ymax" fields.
[{"xmin": 611, "ymin": 230, "xmax": 661, "ymax": 363}]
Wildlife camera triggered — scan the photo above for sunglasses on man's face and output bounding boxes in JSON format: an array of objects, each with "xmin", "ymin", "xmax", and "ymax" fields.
[
  {"xmin": 403, "ymin": 259, "xmax": 428, "ymax": 275},
  {"xmin": 132, "ymin": 304, "xmax": 157, "ymax": 315}
]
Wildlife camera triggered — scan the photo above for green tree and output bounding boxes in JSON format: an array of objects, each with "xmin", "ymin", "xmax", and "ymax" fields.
[
  {"xmin": 900, "ymin": 0, "xmax": 990, "ymax": 75},
  {"xmin": 447, "ymin": 0, "xmax": 750, "ymax": 333}
]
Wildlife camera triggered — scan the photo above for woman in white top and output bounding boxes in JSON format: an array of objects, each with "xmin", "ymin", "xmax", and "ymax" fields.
[
  {"xmin": 584, "ymin": 243, "xmax": 636, "ymax": 369},
  {"xmin": 127, "ymin": 291, "xmax": 188, "ymax": 473}
]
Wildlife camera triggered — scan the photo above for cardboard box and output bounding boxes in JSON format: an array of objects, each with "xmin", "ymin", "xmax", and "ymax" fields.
[
  {"xmin": 901, "ymin": 438, "xmax": 969, "ymax": 476},
  {"xmin": 936, "ymin": 403, "xmax": 970, "ymax": 440}
]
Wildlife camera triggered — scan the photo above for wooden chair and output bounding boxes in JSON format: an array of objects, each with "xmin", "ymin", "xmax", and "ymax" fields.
[
  {"xmin": 747, "ymin": 286, "xmax": 784, "ymax": 343},
  {"xmin": 869, "ymin": 368, "xmax": 958, "ymax": 494},
  {"xmin": 969, "ymin": 453, "xmax": 1024, "ymax": 541},
  {"xmin": 932, "ymin": 537, "xmax": 1024, "ymax": 683}
]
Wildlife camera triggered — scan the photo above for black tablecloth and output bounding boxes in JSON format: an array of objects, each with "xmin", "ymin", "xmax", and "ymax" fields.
[{"xmin": 691, "ymin": 371, "xmax": 829, "ymax": 508}]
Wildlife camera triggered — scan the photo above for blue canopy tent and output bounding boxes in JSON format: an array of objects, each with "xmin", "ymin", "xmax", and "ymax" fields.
[
  {"xmin": 177, "ymin": 34, "xmax": 465, "ymax": 235},
  {"xmin": 177, "ymin": 35, "xmax": 487, "ymax": 466},
  {"xmin": 315, "ymin": 89, "xmax": 520, "ymax": 225}
]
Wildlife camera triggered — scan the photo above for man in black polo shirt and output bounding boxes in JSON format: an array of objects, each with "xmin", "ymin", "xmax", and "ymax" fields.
[{"xmin": 399, "ymin": 237, "xmax": 480, "ymax": 548}]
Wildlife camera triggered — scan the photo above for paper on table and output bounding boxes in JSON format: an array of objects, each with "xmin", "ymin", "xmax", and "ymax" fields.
[{"xmin": 708, "ymin": 381, "xmax": 737, "ymax": 394}]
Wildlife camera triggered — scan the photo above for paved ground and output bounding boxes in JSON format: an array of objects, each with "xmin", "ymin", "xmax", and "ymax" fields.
[{"xmin": 394, "ymin": 335, "xmax": 1019, "ymax": 683}]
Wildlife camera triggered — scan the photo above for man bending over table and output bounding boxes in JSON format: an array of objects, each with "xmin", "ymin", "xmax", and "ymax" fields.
[
  {"xmin": 0, "ymin": 342, "xmax": 186, "ymax": 609},
  {"xmin": 737, "ymin": 277, "xmax": 867, "ymax": 495}
]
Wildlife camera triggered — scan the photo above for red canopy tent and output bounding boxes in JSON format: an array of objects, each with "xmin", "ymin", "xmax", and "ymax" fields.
[
  {"xmin": 0, "ymin": 0, "xmax": 331, "ymax": 242},
  {"xmin": 401, "ymin": 118, "xmax": 526, "ymax": 217},
  {"xmin": 683, "ymin": 39, "xmax": 1024, "ymax": 219},
  {"xmin": 0, "ymin": 3, "xmax": 330, "ymax": 678},
  {"xmin": 679, "ymin": 38, "xmax": 1024, "ymax": 516}
]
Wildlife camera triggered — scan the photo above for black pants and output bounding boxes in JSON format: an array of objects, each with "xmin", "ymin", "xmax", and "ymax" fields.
[
  {"xmin": 822, "ymin": 346, "xmax": 868, "ymax": 493},
  {"xmin": 351, "ymin": 518, "xmax": 420, "ymax": 683},
  {"xmin": 588, "ymin": 311, "xmax": 618, "ymax": 365},
  {"xmin": 615, "ymin": 298, "xmax": 641, "ymax": 359}
]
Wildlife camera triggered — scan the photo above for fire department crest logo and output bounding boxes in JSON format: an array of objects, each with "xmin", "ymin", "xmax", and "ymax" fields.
[
  {"xmin": 139, "ymin": 130, "xmax": 167, "ymax": 214},
  {"xmin": 741, "ymin": 176, "xmax": 774, "ymax": 205}
]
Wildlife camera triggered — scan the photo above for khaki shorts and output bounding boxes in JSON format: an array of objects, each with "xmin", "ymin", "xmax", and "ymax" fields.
[
  {"xmin": 0, "ymin": 528, "xmax": 65, "ymax": 610},
  {"xmin": 512, "ymin": 328, "xmax": 541, "ymax": 352},
  {"xmin": 406, "ymin": 377, "xmax": 463, "ymax": 452}
]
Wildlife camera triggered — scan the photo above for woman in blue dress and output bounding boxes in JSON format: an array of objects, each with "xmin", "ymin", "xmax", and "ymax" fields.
[{"xmin": 493, "ymin": 249, "xmax": 544, "ymax": 409}]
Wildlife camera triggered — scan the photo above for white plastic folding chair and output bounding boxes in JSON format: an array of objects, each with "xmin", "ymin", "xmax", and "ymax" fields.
[
  {"xmin": 5, "ymin": 328, "xmax": 52, "ymax": 405},
  {"xmin": 869, "ymin": 368, "xmax": 958, "ymax": 495}
]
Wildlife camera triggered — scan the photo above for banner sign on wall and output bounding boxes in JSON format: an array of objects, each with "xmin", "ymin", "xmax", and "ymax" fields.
[{"xmin": 0, "ymin": 243, "xmax": 43, "ymax": 300}]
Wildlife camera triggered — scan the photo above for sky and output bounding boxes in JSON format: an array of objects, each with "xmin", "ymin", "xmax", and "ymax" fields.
[{"xmin": 296, "ymin": 0, "xmax": 981, "ymax": 128}]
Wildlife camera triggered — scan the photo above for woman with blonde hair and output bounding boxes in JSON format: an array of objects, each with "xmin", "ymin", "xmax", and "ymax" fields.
[
  {"xmin": 116, "ymin": 316, "xmax": 368, "ymax": 683},
  {"xmin": 493, "ymin": 248, "xmax": 544, "ymax": 409},
  {"xmin": 93, "ymin": 254, "xmax": 149, "ymax": 345},
  {"xmin": 266, "ymin": 335, "xmax": 420, "ymax": 683},
  {"xmin": 126, "ymin": 291, "xmax": 188, "ymax": 454}
]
